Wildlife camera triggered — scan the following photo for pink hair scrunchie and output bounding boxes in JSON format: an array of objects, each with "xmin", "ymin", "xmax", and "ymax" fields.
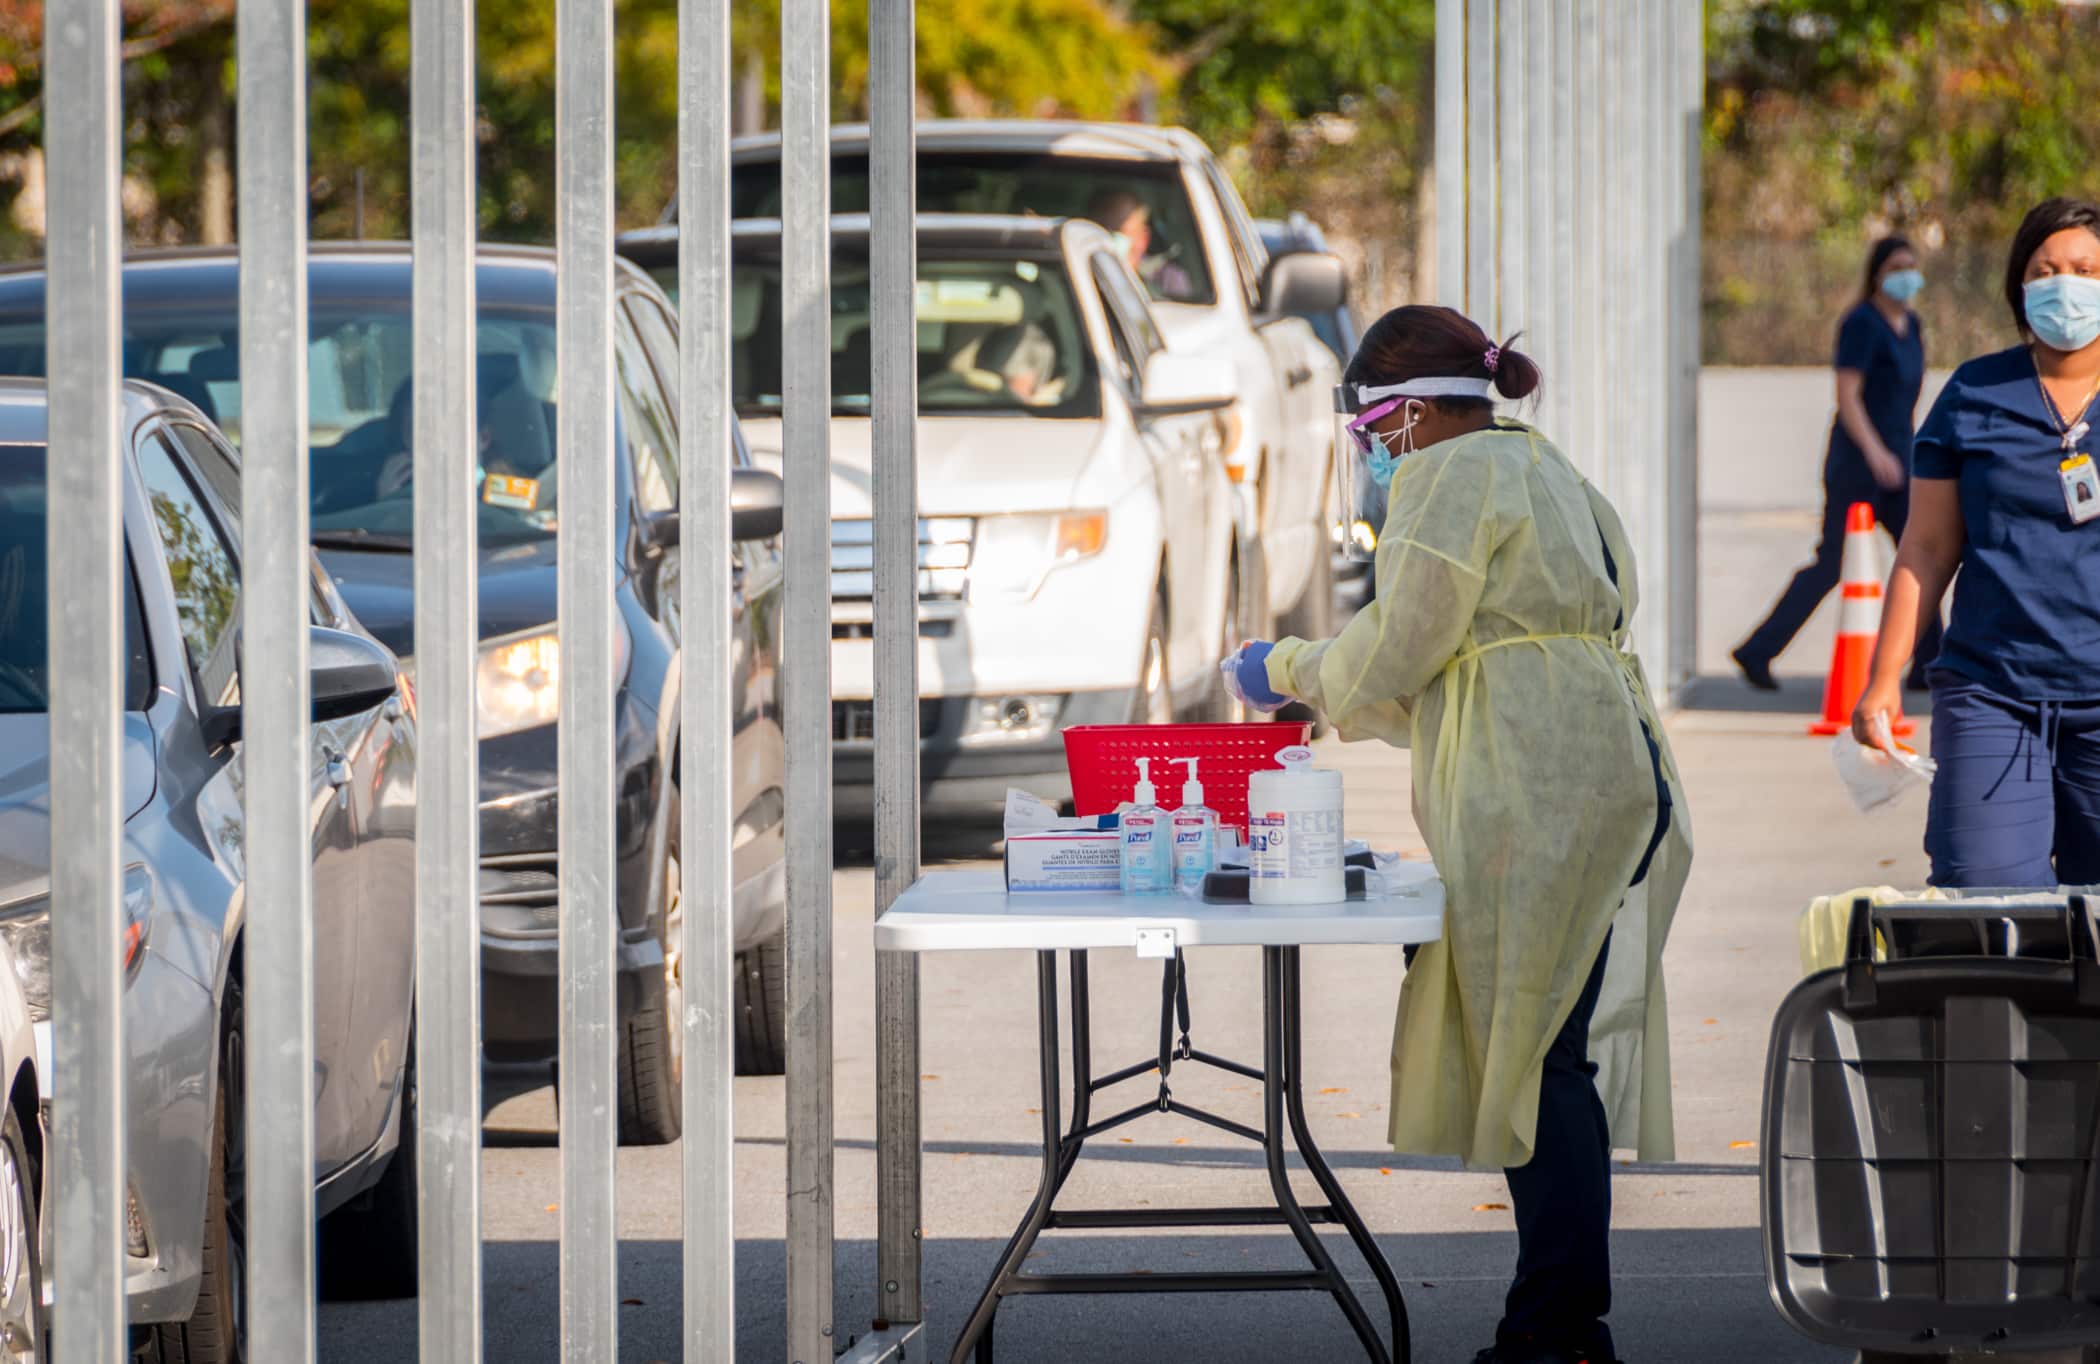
[{"xmin": 1482, "ymin": 344, "xmax": 1501, "ymax": 375}]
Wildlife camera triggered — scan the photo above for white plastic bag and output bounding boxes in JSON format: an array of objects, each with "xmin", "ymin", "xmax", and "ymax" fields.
[{"xmin": 1832, "ymin": 716, "xmax": 1937, "ymax": 814}]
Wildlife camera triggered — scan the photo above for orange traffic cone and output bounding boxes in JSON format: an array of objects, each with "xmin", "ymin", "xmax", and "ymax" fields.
[{"xmin": 1811, "ymin": 502, "xmax": 1912, "ymax": 737}]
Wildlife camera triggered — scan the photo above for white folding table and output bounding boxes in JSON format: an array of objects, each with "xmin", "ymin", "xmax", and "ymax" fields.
[{"xmin": 875, "ymin": 866, "xmax": 1446, "ymax": 1364}]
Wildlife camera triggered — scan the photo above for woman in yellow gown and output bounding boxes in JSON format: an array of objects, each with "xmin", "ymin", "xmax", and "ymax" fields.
[{"xmin": 1226, "ymin": 306, "xmax": 1691, "ymax": 1364}]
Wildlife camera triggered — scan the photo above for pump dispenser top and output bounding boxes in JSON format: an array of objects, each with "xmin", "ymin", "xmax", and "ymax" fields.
[
  {"xmin": 1132, "ymin": 757, "xmax": 1157, "ymax": 807},
  {"xmin": 1177, "ymin": 757, "xmax": 1204, "ymax": 808}
]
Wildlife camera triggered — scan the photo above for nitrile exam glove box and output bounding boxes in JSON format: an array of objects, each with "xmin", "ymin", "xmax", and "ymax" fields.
[{"xmin": 1003, "ymin": 788, "xmax": 1123, "ymax": 892}]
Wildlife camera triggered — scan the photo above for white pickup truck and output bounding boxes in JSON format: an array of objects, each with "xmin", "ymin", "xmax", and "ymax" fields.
[{"xmin": 711, "ymin": 120, "xmax": 1349, "ymax": 644}]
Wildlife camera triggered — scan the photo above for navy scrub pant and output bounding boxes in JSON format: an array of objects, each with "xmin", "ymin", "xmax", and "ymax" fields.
[
  {"xmin": 1737, "ymin": 475, "xmax": 1942, "ymax": 676},
  {"xmin": 1498, "ymin": 932, "xmax": 1616, "ymax": 1359},
  {"xmin": 1926, "ymin": 681, "xmax": 2100, "ymax": 889}
]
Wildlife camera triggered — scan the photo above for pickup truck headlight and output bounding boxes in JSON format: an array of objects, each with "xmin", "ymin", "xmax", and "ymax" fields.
[
  {"xmin": 0, "ymin": 867, "xmax": 151, "ymax": 1024},
  {"xmin": 971, "ymin": 511, "xmax": 1108, "ymax": 601},
  {"xmin": 474, "ymin": 616, "xmax": 632, "ymax": 740}
]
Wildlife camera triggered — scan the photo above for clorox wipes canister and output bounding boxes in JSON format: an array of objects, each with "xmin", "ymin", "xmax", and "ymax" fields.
[{"xmin": 1247, "ymin": 746, "xmax": 1345, "ymax": 905}]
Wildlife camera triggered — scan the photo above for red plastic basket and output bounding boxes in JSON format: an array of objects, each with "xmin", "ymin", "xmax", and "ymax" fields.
[{"xmin": 1062, "ymin": 722, "xmax": 1313, "ymax": 834}]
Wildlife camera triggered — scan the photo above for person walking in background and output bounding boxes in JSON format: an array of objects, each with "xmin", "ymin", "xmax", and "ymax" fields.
[
  {"xmin": 1734, "ymin": 236, "xmax": 1940, "ymax": 690},
  {"xmin": 1854, "ymin": 197, "xmax": 2100, "ymax": 889}
]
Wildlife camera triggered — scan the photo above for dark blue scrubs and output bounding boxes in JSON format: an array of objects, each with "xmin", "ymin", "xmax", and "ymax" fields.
[
  {"xmin": 1739, "ymin": 301, "xmax": 1937, "ymax": 669},
  {"xmin": 1912, "ymin": 345, "xmax": 2100, "ymax": 887}
]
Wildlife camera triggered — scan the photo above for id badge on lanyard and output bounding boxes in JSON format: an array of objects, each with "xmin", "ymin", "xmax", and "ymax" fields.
[{"xmin": 2063, "ymin": 454, "xmax": 2100, "ymax": 524}]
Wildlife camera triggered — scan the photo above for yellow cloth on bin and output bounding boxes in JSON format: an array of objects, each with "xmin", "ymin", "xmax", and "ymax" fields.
[
  {"xmin": 1797, "ymin": 886, "xmax": 1924, "ymax": 975},
  {"xmin": 1266, "ymin": 423, "xmax": 1691, "ymax": 1170}
]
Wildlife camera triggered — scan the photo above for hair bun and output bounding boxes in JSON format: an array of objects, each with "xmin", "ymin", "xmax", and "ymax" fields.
[{"xmin": 1492, "ymin": 336, "xmax": 1542, "ymax": 401}]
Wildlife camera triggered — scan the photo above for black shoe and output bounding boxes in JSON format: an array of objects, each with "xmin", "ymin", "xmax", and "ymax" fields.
[{"xmin": 1731, "ymin": 647, "xmax": 1778, "ymax": 692}]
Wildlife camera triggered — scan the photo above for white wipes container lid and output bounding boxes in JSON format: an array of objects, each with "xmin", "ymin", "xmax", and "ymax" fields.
[{"xmin": 1248, "ymin": 745, "xmax": 1343, "ymax": 807}]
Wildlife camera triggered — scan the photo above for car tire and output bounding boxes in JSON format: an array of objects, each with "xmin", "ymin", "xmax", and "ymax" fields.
[
  {"xmin": 147, "ymin": 980, "xmax": 244, "ymax": 1364},
  {"xmin": 734, "ymin": 933, "xmax": 787, "ymax": 1076},
  {"xmin": 0, "ymin": 1103, "xmax": 45, "ymax": 1360},
  {"xmin": 317, "ymin": 1029, "xmax": 419, "ymax": 1300},
  {"xmin": 617, "ymin": 810, "xmax": 684, "ymax": 1146},
  {"xmin": 1131, "ymin": 588, "xmax": 1173, "ymax": 725}
]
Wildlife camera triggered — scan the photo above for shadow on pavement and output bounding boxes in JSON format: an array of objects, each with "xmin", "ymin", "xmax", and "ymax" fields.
[
  {"xmin": 317, "ymin": 1229, "xmax": 1849, "ymax": 1363},
  {"xmin": 1678, "ymin": 673, "xmax": 1826, "ymax": 715}
]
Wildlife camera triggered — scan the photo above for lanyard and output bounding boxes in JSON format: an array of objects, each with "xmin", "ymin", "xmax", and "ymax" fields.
[{"xmin": 2036, "ymin": 363, "xmax": 2100, "ymax": 452}]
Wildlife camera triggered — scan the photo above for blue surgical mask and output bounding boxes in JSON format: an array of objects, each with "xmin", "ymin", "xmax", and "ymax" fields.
[
  {"xmin": 2025, "ymin": 274, "xmax": 2100, "ymax": 353},
  {"xmin": 1360, "ymin": 400, "xmax": 1425, "ymax": 488},
  {"xmin": 1880, "ymin": 268, "xmax": 1924, "ymax": 304}
]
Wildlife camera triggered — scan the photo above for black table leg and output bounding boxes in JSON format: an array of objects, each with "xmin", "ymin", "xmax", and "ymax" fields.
[
  {"xmin": 950, "ymin": 950, "xmax": 1064, "ymax": 1364},
  {"xmin": 1279, "ymin": 945, "xmax": 1410, "ymax": 1362},
  {"xmin": 946, "ymin": 945, "xmax": 1408, "ymax": 1364}
]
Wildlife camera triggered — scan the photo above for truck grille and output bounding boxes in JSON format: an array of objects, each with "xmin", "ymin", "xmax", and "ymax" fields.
[
  {"xmin": 832, "ymin": 698, "xmax": 945, "ymax": 743},
  {"xmin": 831, "ymin": 517, "xmax": 973, "ymax": 601}
]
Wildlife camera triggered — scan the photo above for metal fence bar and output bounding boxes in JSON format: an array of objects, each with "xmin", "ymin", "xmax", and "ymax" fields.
[
  {"xmin": 1573, "ymin": 1, "xmax": 1601, "ymax": 482},
  {"xmin": 555, "ymin": 0, "xmax": 620, "ymax": 1354},
  {"xmin": 1433, "ymin": 0, "xmax": 1465, "ymax": 308},
  {"xmin": 42, "ymin": 5, "xmax": 127, "ymax": 1360},
  {"xmin": 781, "ymin": 0, "xmax": 837, "ymax": 1353},
  {"xmin": 409, "ymin": 0, "xmax": 482, "ymax": 1354},
  {"xmin": 1464, "ymin": 0, "xmax": 1496, "ymax": 326},
  {"xmin": 1521, "ymin": 6, "xmax": 1550, "ymax": 433},
  {"xmin": 238, "ymin": 0, "xmax": 317, "ymax": 1355},
  {"xmin": 869, "ymin": 0, "xmax": 924, "ymax": 1332},
  {"xmin": 1550, "ymin": 0, "xmax": 1575, "ymax": 454},
  {"xmin": 1669, "ymin": 0, "xmax": 1704, "ymax": 693},
  {"xmin": 1495, "ymin": 0, "xmax": 1525, "ymax": 348},
  {"xmin": 1641, "ymin": 0, "xmax": 1669, "ymax": 683},
  {"xmin": 676, "ymin": 0, "xmax": 738, "ymax": 1353},
  {"xmin": 677, "ymin": 0, "xmax": 737, "ymax": 1354}
]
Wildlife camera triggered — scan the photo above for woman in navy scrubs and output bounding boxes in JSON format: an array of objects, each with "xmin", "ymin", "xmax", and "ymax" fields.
[
  {"xmin": 1855, "ymin": 198, "xmax": 2100, "ymax": 888},
  {"xmin": 1734, "ymin": 237, "xmax": 1941, "ymax": 690}
]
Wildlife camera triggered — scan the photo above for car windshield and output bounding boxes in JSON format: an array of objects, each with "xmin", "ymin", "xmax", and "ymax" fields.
[
  {"xmin": 0, "ymin": 442, "xmax": 151, "ymax": 713},
  {"xmin": 729, "ymin": 256, "xmax": 1100, "ymax": 419},
  {"xmin": 0, "ymin": 306, "xmax": 563, "ymax": 549},
  {"xmin": 730, "ymin": 152, "xmax": 1214, "ymax": 306}
]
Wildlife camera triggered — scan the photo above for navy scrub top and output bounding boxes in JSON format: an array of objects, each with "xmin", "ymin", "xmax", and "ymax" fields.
[
  {"xmin": 1828, "ymin": 300, "xmax": 1926, "ymax": 482},
  {"xmin": 1911, "ymin": 345, "xmax": 2100, "ymax": 700}
]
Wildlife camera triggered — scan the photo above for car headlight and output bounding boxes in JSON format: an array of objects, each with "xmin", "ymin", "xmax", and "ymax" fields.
[
  {"xmin": 474, "ymin": 616, "xmax": 632, "ymax": 740},
  {"xmin": 970, "ymin": 511, "xmax": 1108, "ymax": 601},
  {"xmin": 0, "ymin": 867, "xmax": 151, "ymax": 1024}
]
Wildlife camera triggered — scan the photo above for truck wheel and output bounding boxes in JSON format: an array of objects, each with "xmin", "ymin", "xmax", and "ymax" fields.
[
  {"xmin": 1132, "ymin": 589, "xmax": 1173, "ymax": 724},
  {"xmin": 317, "ymin": 1028, "xmax": 419, "ymax": 1299},
  {"xmin": 617, "ymin": 832, "xmax": 684, "ymax": 1146},
  {"xmin": 0, "ymin": 1105, "xmax": 44, "ymax": 1360},
  {"xmin": 734, "ymin": 933, "xmax": 787, "ymax": 1076},
  {"xmin": 147, "ymin": 982, "xmax": 244, "ymax": 1364}
]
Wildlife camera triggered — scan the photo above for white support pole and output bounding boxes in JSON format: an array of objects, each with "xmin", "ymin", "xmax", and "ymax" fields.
[
  {"xmin": 869, "ymin": 0, "xmax": 925, "ymax": 1331},
  {"xmin": 1550, "ymin": 0, "xmax": 1576, "ymax": 452},
  {"xmin": 1670, "ymin": 0, "xmax": 1704, "ymax": 692},
  {"xmin": 1523, "ymin": 5, "xmax": 1552, "ymax": 431},
  {"xmin": 1465, "ymin": 0, "xmax": 1497, "ymax": 327},
  {"xmin": 555, "ymin": 0, "xmax": 620, "ymax": 1353},
  {"xmin": 678, "ymin": 0, "xmax": 737, "ymax": 1355},
  {"xmin": 43, "ymin": 4, "xmax": 127, "ymax": 1359},
  {"xmin": 238, "ymin": 0, "xmax": 317, "ymax": 1355},
  {"xmin": 1434, "ymin": 0, "xmax": 1466, "ymax": 309},
  {"xmin": 410, "ymin": 0, "xmax": 482, "ymax": 1355},
  {"xmin": 1573, "ymin": 1, "xmax": 1603, "ymax": 482},
  {"xmin": 1496, "ymin": 0, "xmax": 1526, "ymax": 346},
  {"xmin": 781, "ymin": 0, "xmax": 837, "ymax": 1354}
]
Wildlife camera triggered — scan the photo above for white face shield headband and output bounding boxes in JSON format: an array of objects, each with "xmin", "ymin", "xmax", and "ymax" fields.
[{"xmin": 1334, "ymin": 377, "xmax": 1499, "ymax": 455}]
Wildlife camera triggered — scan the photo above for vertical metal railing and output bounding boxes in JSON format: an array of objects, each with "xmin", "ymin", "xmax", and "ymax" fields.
[
  {"xmin": 780, "ymin": 0, "xmax": 837, "ymax": 1354},
  {"xmin": 410, "ymin": 0, "xmax": 483, "ymax": 1354},
  {"xmin": 1495, "ymin": 1, "xmax": 1525, "ymax": 347},
  {"xmin": 1522, "ymin": 8, "xmax": 1552, "ymax": 436},
  {"xmin": 237, "ymin": 0, "xmax": 318, "ymax": 1355},
  {"xmin": 42, "ymin": 3, "xmax": 127, "ymax": 1360},
  {"xmin": 1463, "ymin": 0, "xmax": 1496, "ymax": 326},
  {"xmin": 869, "ymin": 0, "xmax": 925, "ymax": 1339},
  {"xmin": 555, "ymin": 0, "xmax": 621, "ymax": 1354},
  {"xmin": 1669, "ymin": 1, "xmax": 1705, "ymax": 693},
  {"xmin": 1433, "ymin": 0, "xmax": 1465, "ymax": 309},
  {"xmin": 678, "ymin": 0, "xmax": 739, "ymax": 1355}
]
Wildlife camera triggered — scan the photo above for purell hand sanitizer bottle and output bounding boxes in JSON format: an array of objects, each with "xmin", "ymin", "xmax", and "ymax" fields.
[
  {"xmin": 1171, "ymin": 757, "xmax": 1219, "ymax": 891},
  {"xmin": 1119, "ymin": 758, "xmax": 1171, "ymax": 896}
]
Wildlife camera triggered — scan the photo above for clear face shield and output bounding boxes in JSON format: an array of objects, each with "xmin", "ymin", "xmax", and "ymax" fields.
[{"xmin": 1331, "ymin": 376, "xmax": 1497, "ymax": 561}]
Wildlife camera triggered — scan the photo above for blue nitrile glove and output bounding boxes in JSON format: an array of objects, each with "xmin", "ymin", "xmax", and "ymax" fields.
[{"xmin": 1222, "ymin": 640, "xmax": 1289, "ymax": 713}]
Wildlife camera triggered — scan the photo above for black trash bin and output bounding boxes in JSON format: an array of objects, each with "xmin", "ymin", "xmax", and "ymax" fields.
[{"xmin": 1761, "ymin": 895, "xmax": 2100, "ymax": 1357}]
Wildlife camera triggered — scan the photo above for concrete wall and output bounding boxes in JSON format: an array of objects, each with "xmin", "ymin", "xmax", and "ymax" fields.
[{"xmin": 1698, "ymin": 365, "xmax": 1953, "ymax": 513}]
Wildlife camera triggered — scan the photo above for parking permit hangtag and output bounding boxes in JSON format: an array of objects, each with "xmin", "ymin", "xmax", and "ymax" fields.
[{"xmin": 2062, "ymin": 453, "xmax": 2100, "ymax": 525}]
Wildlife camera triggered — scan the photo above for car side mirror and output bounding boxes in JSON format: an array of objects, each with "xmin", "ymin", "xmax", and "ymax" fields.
[
  {"xmin": 1259, "ymin": 250, "xmax": 1347, "ymax": 320},
  {"xmin": 311, "ymin": 626, "xmax": 403, "ymax": 722},
  {"xmin": 1138, "ymin": 350, "xmax": 1236, "ymax": 417},
  {"xmin": 731, "ymin": 467, "xmax": 784, "ymax": 541}
]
